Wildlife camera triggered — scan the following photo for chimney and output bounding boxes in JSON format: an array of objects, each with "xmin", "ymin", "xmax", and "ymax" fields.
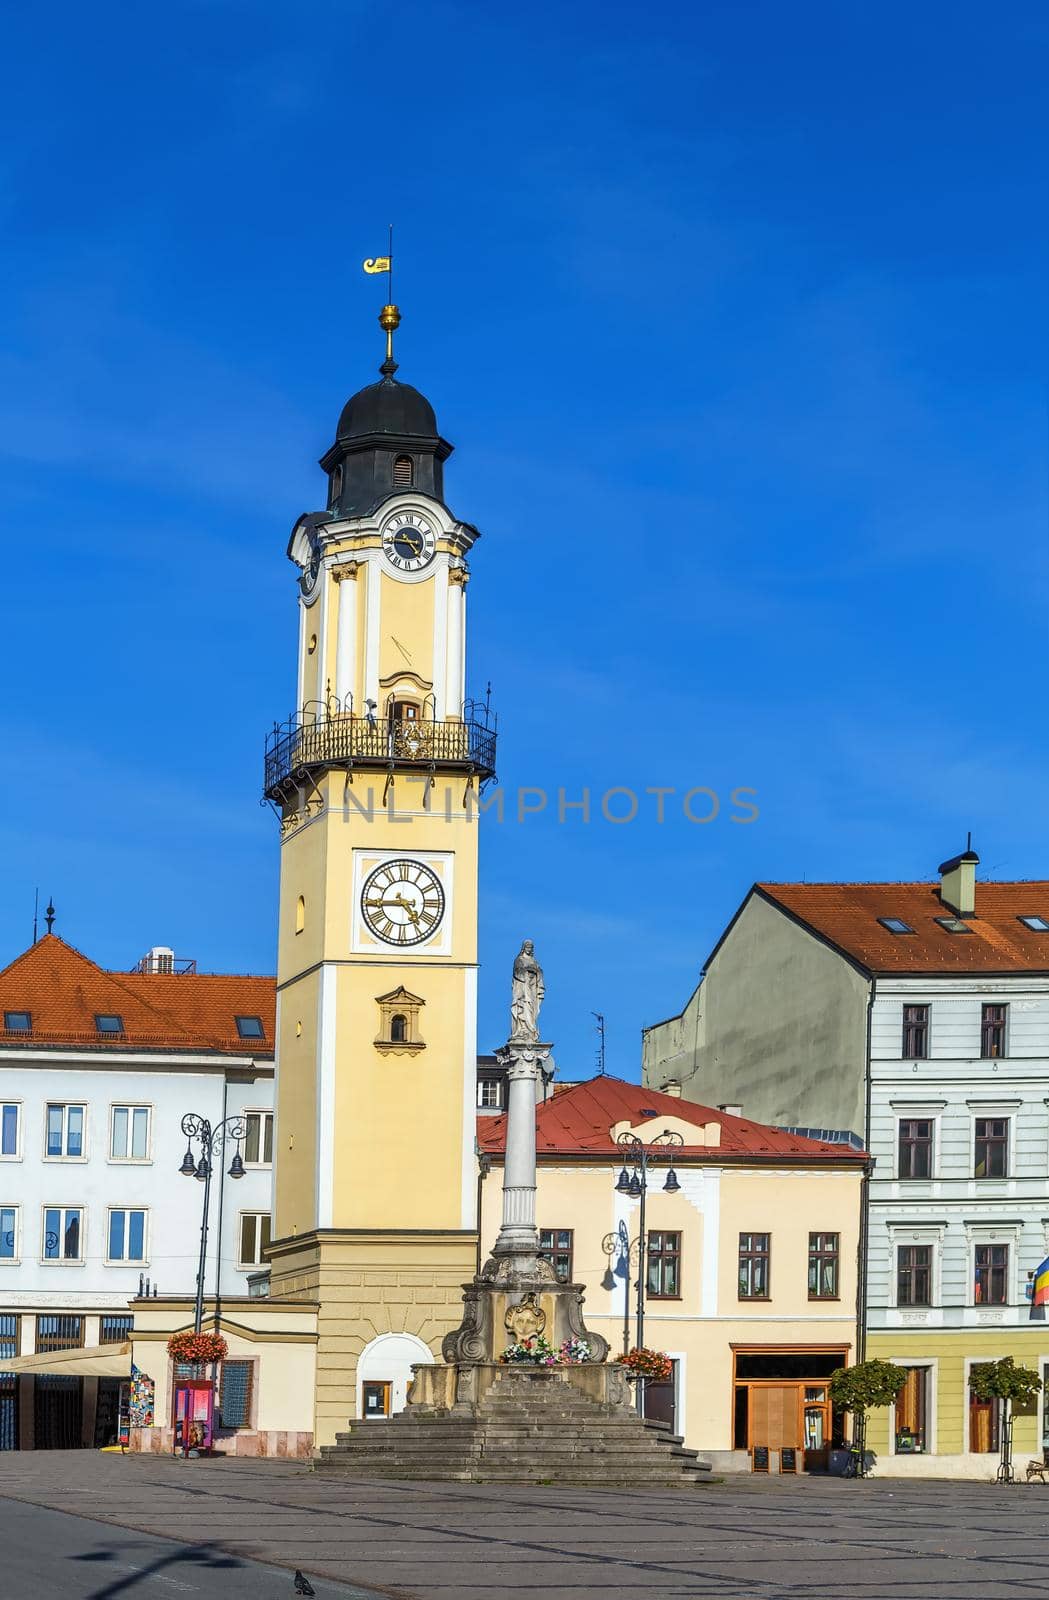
[
  {"xmin": 938, "ymin": 839, "xmax": 979, "ymax": 917},
  {"xmin": 662, "ymin": 1080, "xmax": 682, "ymax": 1098},
  {"xmin": 718, "ymin": 1102, "xmax": 743, "ymax": 1118}
]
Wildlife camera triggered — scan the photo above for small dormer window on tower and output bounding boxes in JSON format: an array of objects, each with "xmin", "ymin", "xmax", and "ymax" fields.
[
  {"xmin": 392, "ymin": 455, "xmax": 414, "ymax": 488},
  {"xmin": 329, "ymin": 464, "xmax": 343, "ymax": 507}
]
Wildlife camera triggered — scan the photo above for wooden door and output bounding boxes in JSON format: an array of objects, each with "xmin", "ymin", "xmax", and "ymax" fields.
[{"xmin": 749, "ymin": 1384, "xmax": 801, "ymax": 1450}]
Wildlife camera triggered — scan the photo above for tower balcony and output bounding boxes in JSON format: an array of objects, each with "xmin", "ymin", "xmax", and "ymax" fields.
[{"xmin": 263, "ymin": 700, "xmax": 497, "ymax": 803}]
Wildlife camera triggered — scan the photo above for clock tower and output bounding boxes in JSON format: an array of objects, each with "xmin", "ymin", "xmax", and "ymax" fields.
[{"xmin": 264, "ymin": 300, "xmax": 496, "ymax": 1446}]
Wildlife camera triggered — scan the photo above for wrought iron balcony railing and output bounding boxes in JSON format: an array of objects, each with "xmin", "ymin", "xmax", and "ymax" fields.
[{"xmin": 263, "ymin": 703, "xmax": 497, "ymax": 800}]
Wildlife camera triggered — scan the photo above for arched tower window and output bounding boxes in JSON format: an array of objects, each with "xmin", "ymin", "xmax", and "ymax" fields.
[
  {"xmin": 329, "ymin": 464, "xmax": 343, "ymax": 507},
  {"xmin": 295, "ymin": 895, "xmax": 305, "ymax": 935},
  {"xmin": 392, "ymin": 455, "xmax": 414, "ymax": 488},
  {"xmin": 390, "ymin": 1014, "xmax": 408, "ymax": 1044}
]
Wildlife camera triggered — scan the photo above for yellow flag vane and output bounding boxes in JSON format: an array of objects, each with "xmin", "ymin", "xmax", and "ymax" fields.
[{"xmin": 362, "ymin": 226, "xmax": 398, "ymax": 372}]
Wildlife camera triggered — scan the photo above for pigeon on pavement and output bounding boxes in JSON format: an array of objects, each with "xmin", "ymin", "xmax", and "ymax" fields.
[{"xmin": 293, "ymin": 1572, "xmax": 316, "ymax": 1596}]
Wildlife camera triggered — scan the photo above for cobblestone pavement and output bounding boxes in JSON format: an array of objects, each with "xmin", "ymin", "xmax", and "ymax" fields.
[{"xmin": 2, "ymin": 1452, "xmax": 1049, "ymax": 1600}]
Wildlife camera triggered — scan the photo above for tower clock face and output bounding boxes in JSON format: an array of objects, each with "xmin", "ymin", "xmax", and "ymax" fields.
[
  {"xmin": 361, "ymin": 858, "xmax": 445, "ymax": 946},
  {"xmin": 382, "ymin": 512, "xmax": 436, "ymax": 573}
]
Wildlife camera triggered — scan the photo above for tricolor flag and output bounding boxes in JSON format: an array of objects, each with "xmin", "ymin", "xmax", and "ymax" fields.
[{"xmin": 1030, "ymin": 1256, "xmax": 1049, "ymax": 1320}]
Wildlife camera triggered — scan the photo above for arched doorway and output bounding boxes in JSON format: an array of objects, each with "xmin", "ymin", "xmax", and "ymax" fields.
[{"xmin": 356, "ymin": 1332, "xmax": 434, "ymax": 1420}]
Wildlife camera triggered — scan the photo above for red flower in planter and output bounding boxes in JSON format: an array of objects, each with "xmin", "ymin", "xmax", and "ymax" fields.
[
  {"xmin": 167, "ymin": 1331, "xmax": 228, "ymax": 1364},
  {"xmin": 621, "ymin": 1347, "xmax": 672, "ymax": 1383}
]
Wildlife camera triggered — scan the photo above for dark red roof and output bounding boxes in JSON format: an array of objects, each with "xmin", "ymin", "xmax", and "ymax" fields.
[
  {"xmin": 757, "ymin": 881, "xmax": 1049, "ymax": 974},
  {"xmin": 0, "ymin": 935, "xmax": 275, "ymax": 1055},
  {"xmin": 477, "ymin": 1076, "xmax": 865, "ymax": 1162}
]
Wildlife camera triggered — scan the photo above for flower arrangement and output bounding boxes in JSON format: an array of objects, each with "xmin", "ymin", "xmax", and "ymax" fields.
[
  {"xmin": 621, "ymin": 1346, "xmax": 672, "ymax": 1383},
  {"xmin": 500, "ymin": 1335, "xmax": 593, "ymax": 1366},
  {"xmin": 166, "ymin": 1331, "xmax": 228, "ymax": 1364}
]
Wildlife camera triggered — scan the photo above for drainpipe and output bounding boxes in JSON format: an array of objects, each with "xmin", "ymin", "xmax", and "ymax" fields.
[{"xmin": 856, "ymin": 977, "xmax": 876, "ymax": 1366}]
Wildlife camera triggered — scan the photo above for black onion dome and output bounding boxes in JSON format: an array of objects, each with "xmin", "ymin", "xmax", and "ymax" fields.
[{"xmin": 337, "ymin": 376, "xmax": 438, "ymax": 441}]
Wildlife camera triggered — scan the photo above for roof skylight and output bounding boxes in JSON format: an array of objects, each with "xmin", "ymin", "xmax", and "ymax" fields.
[
  {"xmin": 1019, "ymin": 916, "xmax": 1049, "ymax": 933},
  {"xmin": 878, "ymin": 918, "xmax": 915, "ymax": 935},
  {"xmin": 935, "ymin": 917, "xmax": 972, "ymax": 934}
]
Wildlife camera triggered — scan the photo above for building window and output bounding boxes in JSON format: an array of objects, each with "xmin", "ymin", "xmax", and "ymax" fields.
[
  {"xmin": 43, "ymin": 1208, "xmax": 83, "ymax": 1262},
  {"xmin": 389, "ymin": 1013, "xmax": 408, "ymax": 1043},
  {"xmin": 108, "ymin": 1208, "xmax": 147, "ymax": 1263},
  {"xmin": 35, "ymin": 1315, "xmax": 83, "ymax": 1353},
  {"xmin": 46, "ymin": 1103, "xmax": 85, "ymax": 1159},
  {"xmin": 100, "ymin": 1314, "xmax": 133, "ymax": 1345},
  {"xmin": 239, "ymin": 1213, "xmax": 272, "ymax": 1268},
  {"xmin": 646, "ymin": 1231, "xmax": 681, "ymax": 1299},
  {"xmin": 392, "ymin": 455, "xmax": 414, "ymax": 488},
  {"xmin": 95, "ymin": 1014, "xmax": 124, "ymax": 1036},
  {"xmin": 808, "ymin": 1233, "xmax": 840, "ymax": 1299},
  {"xmin": 897, "ymin": 1244, "xmax": 932, "ymax": 1306},
  {"xmin": 894, "ymin": 1366, "xmax": 929, "ymax": 1453},
  {"xmin": 243, "ymin": 1112, "xmax": 274, "ymax": 1166},
  {"xmin": 235, "ymin": 1015, "xmax": 265, "ymax": 1040},
  {"xmin": 329, "ymin": 464, "xmax": 343, "ymax": 506},
  {"xmin": 902, "ymin": 1004, "xmax": 929, "ymax": 1059},
  {"xmin": 738, "ymin": 1233, "xmax": 770, "ymax": 1299},
  {"xmin": 374, "ymin": 987, "xmax": 425, "ymax": 1052},
  {"xmin": 934, "ymin": 917, "xmax": 971, "ymax": 934},
  {"xmin": 1, "ymin": 1104, "xmax": 19, "ymax": 1158},
  {"xmin": 981, "ymin": 1004, "xmax": 1007, "ymax": 1059},
  {"xmin": 974, "ymin": 1243, "xmax": 1009, "ymax": 1305},
  {"xmin": 1019, "ymin": 916, "xmax": 1049, "ymax": 932},
  {"xmin": 538, "ymin": 1228, "xmax": 574, "ymax": 1283},
  {"xmin": 111, "ymin": 1106, "xmax": 150, "ymax": 1161},
  {"xmin": 477, "ymin": 1079, "xmax": 503, "ymax": 1110},
  {"xmin": 879, "ymin": 917, "xmax": 915, "ymax": 935},
  {"xmin": 0, "ymin": 1207, "xmax": 17, "ymax": 1261},
  {"xmin": 3, "ymin": 1011, "xmax": 31, "ymax": 1033},
  {"xmin": 295, "ymin": 895, "xmax": 305, "ymax": 934},
  {"xmin": 219, "ymin": 1359, "xmax": 255, "ymax": 1428},
  {"xmin": 898, "ymin": 1118, "xmax": 933, "ymax": 1179},
  {"xmin": 974, "ymin": 1118, "xmax": 1008, "ymax": 1179}
]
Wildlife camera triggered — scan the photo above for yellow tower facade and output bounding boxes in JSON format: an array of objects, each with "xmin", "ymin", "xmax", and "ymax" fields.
[{"xmin": 264, "ymin": 306, "xmax": 496, "ymax": 1445}]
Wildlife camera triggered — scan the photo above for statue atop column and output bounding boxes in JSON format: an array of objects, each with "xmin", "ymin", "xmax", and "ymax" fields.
[{"xmin": 509, "ymin": 939, "xmax": 544, "ymax": 1041}]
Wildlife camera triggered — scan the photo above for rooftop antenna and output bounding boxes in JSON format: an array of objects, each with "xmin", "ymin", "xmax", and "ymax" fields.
[
  {"xmin": 33, "ymin": 887, "xmax": 39, "ymax": 944},
  {"xmin": 593, "ymin": 1011, "xmax": 606, "ymax": 1076},
  {"xmin": 45, "ymin": 898, "xmax": 55, "ymax": 934}
]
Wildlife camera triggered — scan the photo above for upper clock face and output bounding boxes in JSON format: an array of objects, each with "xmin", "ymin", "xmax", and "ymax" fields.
[
  {"xmin": 361, "ymin": 858, "xmax": 445, "ymax": 946},
  {"xmin": 382, "ymin": 512, "xmax": 436, "ymax": 573}
]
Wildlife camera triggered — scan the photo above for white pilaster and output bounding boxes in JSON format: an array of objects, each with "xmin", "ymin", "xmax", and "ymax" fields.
[
  {"xmin": 461, "ymin": 966, "xmax": 478, "ymax": 1228},
  {"xmin": 296, "ymin": 598, "xmax": 306, "ymax": 713},
  {"xmin": 364, "ymin": 556, "xmax": 381, "ymax": 709},
  {"xmin": 334, "ymin": 567, "xmax": 358, "ymax": 707},
  {"xmin": 446, "ymin": 570, "xmax": 466, "ymax": 716},
  {"xmin": 431, "ymin": 560, "xmax": 449, "ymax": 719},
  {"xmin": 315, "ymin": 965, "xmax": 337, "ymax": 1229}
]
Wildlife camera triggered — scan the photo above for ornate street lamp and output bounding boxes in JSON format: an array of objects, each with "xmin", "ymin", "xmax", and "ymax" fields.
[
  {"xmin": 613, "ymin": 1128, "xmax": 684, "ymax": 1413},
  {"xmin": 178, "ymin": 1112, "xmax": 247, "ymax": 1333}
]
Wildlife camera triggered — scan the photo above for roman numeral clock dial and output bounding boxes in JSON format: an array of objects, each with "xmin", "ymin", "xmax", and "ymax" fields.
[
  {"xmin": 382, "ymin": 512, "xmax": 436, "ymax": 572},
  {"xmin": 361, "ymin": 859, "xmax": 445, "ymax": 946}
]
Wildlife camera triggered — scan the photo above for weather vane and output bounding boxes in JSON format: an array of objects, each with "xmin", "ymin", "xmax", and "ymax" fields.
[{"xmin": 362, "ymin": 224, "xmax": 399, "ymax": 374}]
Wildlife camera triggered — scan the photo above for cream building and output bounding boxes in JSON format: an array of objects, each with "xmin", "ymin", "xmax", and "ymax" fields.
[{"xmin": 478, "ymin": 1076, "xmax": 867, "ymax": 1472}]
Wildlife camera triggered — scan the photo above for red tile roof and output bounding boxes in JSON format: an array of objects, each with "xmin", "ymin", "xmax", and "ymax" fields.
[
  {"xmin": 756, "ymin": 881, "xmax": 1049, "ymax": 975},
  {"xmin": 0, "ymin": 936, "xmax": 275, "ymax": 1055},
  {"xmin": 477, "ymin": 1077, "xmax": 866, "ymax": 1162}
]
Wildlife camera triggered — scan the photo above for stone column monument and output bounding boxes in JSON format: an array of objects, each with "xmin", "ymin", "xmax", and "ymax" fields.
[{"xmin": 437, "ymin": 940, "xmax": 609, "ymax": 1385}]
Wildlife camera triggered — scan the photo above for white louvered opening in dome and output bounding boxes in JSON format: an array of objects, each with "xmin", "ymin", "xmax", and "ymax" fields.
[{"xmin": 392, "ymin": 455, "xmax": 414, "ymax": 488}]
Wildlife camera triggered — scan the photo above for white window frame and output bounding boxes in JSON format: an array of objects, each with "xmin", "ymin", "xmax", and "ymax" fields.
[
  {"xmin": 966, "ymin": 1225, "xmax": 1018, "ymax": 1309},
  {"xmin": 242, "ymin": 1110, "xmax": 274, "ymax": 1169},
  {"xmin": 887, "ymin": 1223, "xmax": 944, "ymax": 1309},
  {"xmin": 0, "ymin": 1101, "xmax": 22, "ymax": 1162},
  {"xmin": 477, "ymin": 1079, "xmax": 502, "ymax": 1110},
  {"xmin": 0, "ymin": 1203, "xmax": 20, "ymax": 1265},
  {"xmin": 41, "ymin": 1205, "xmax": 85, "ymax": 1264},
  {"xmin": 237, "ymin": 1211, "xmax": 272, "ymax": 1269},
  {"xmin": 105, "ymin": 1206, "xmax": 149, "ymax": 1266},
  {"xmin": 109, "ymin": 1103, "xmax": 153, "ymax": 1164},
  {"xmin": 891, "ymin": 1101, "xmax": 944, "ymax": 1182},
  {"xmin": 43, "ymin": 1102, "xmax": 88, "ymax": 1162},
  {"xmin": 966, "ymin": 1099, "xmax": 1020, "ymax": 1183},
  {"xmin": 889, "ymin": 1358, "xmax": 938, "ymax": 1455}
]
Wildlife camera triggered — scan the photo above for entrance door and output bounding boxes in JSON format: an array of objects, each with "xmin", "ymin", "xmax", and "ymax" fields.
[
  {"xmin": 34, "ymin": 1376, "xmax": 82, "ymax": 1449},
  {"xmin": 749, "ymin": 1384, "xmax": 801, "ymax": 1451},
  {"xmin": 643, "ymin": 1360, "xmax": 678, "ymax": 1432},
  {"xmin": 362, "ymin": 1381, "xmax": 392, "ymax": 1420},
  {"xmin": 802, "ymin": 1385, "xmax": 830, "ymax": 1471}
]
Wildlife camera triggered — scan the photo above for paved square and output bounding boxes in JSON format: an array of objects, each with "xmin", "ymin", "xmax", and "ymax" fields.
[{"xmin": 2, "ymin": 1453, "xmax": 1048, "ymax": 1599}]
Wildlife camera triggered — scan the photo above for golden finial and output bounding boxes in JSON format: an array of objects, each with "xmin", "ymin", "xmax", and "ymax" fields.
[{"xmin": 362, "ymin": 225, "xmax": 399, "ymax": 375}]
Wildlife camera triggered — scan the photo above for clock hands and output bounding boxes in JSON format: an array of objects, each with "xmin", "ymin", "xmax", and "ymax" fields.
[{"xmin": 365, "ymin": 893, "xmax": 420, "ymax": 926}]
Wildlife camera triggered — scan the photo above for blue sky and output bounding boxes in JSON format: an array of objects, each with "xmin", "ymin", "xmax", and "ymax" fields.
[{"xmin": 1, "ymin": 2, "xmax": 1046, "ymax": 1078}]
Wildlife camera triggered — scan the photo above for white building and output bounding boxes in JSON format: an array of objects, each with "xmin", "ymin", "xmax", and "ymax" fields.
[{"xmin": 0, "ymin": 932, "xmax": 274, "ymax": 1449}]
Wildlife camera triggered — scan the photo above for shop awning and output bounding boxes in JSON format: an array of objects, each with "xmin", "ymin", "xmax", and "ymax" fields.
[{"xmin": 4, "ymin": 1341, "xmax": 132, "ymax": 1377}]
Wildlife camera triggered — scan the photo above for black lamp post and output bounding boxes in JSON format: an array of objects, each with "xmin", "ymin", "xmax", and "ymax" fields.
[
  {"xmin": 601, "ymin": 1220, "xmax": 641, "ymax": 1358},
  {"xmin": 178, "ymin": 1112, "xmax": 247, "ymax": 1333},
  {"xmin": 613, "ymin": 1128, "xmax": 684, "ymax": 1413}
]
